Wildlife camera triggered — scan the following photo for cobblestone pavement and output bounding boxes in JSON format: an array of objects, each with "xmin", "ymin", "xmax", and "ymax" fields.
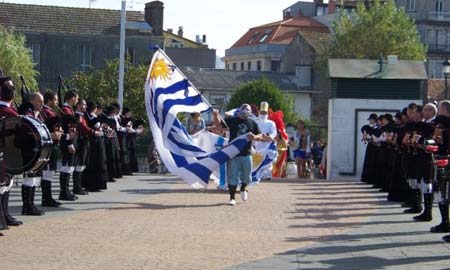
[{"xmin": 2, "ymin": 175, "xmax": 450, "ymax": 270}]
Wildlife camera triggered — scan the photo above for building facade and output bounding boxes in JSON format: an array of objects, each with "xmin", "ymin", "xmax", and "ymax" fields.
[
  {"xmin": 181, "ymin": 67, "xmax": 312, "ymax": 121},
  {"xmin": 326, "ymin": 58, "xmax": 427, "ymax": 181},
  {"xmin": 395, "ymin": 0, "xmax": 450, "ymax": 79},
  {"xmin": 0, "ymin": 1, "xmax": 215, "ymax": 89},
  {"xmin": 281, "ymin": 29, "xmax": 331, "ymax": 125},
  {"xmin": 224, "ymin": 16, "xmax": 329, "ymax": 73}
]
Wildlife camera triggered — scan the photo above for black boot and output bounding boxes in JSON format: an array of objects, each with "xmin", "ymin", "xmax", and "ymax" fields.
[
  {"xmin": 41, "ymin": 180, "xmax": 61, "ymax": 207},
  {"xmin": 414, "ymin": 193, "xmax": 433, "ymax": 221},
  {"xmin": 0, "ymin": 194, "xmax": 8, "ymax": 231},
  {"xmin": 431, "ymin": 203, "xmax": 450, "ymax": 233},
  {"xmin": 73, "ymin": 172, "xmax": 88, "ymax": 195},
  {"xmin": 22, "ymin": 186, "xmax": 44, "ymax": 216},
  {"xmin": 59, "ymin": 173, "xmax": 77, "ymax": 201},
  {"xmin": 31, "ymin": 186, "xmax": 45, "ymax": 215},
  {"xmin": 443, "ymin": 234, "xmax": 450, "ymax": 242},
  {"xmin": 2, "ymin": 191, "xmax": 22, "ymax": 226},
  {"xmin": 404, "ymin": 189, "xmax": 423, "ymax": 214}
]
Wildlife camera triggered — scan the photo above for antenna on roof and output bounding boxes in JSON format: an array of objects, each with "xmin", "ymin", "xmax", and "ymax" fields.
[
  {"xmin": 126, "ymin": 0, "xmax": 145, "ymax": 10},
  {"xmin": 88, "ymin": 0, "xmax": 97, "ymax": 9}
]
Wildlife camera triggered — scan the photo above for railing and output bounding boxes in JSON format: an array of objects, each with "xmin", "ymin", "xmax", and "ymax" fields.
[
  {"xmin": 428, "ymin": 11, "xmax": 450, "ymax": 21},
  {"xmin": 427, "ymin": 43, "xmax": 450, "ymax": 52}
]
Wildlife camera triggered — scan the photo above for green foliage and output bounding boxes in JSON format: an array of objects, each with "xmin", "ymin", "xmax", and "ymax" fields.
[
  {"xmin": 317, "ymin": 0, "xmax": 426, "ymax": 71},
  {"xmin": 0, "ymin": 24, "xmax": 38, "ymax": 90},
  {"xmin": 227, "ymin": 78, "xmax": 297, "ymax": 124},
  {"xmin": 69, "ymin": 59, "xmax": 148, "ymax": 119}
]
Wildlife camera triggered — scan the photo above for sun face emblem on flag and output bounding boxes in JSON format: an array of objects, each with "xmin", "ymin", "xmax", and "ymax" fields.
[
  {"xmin": 150, "ymin": 58, "xmax": 171, "ymax": 81},
  {"xmin": 252, "ymin": 152, "xmax": 264, "ymax": 169}
]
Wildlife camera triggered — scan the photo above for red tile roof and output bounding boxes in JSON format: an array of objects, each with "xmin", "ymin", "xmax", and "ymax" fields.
[{"xmin": 231, "ymin": 17, "xmax": 329, "ymax": 48}]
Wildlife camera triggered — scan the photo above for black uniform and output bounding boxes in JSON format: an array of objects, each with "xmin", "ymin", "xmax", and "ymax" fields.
[{"xmin": 81, "ymin": 112, "xmax": 108, "ymax": 191}]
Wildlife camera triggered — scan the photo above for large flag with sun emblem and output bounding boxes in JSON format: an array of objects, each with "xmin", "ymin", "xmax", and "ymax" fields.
[{"xmin": 144, "ymin": 48, "xmax": 250, "ymax": 188}]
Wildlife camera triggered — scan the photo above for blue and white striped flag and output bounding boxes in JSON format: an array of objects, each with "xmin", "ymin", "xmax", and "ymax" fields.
[
  {"xmin": 144, "ymin": 48, "xmax": 249, "ymax": 188},
  {"xmin": 251, "ymin": 141, "xmax": 278, "ymax": 183}
]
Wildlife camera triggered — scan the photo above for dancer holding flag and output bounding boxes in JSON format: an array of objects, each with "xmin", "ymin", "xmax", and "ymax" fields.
[
  {"xmin": 145, "ymin": 48, "xmax": 251, "ymax": 189},
  {"xmin": 213, "ymin": 104, "xmax": 272, "ymax": 205}
]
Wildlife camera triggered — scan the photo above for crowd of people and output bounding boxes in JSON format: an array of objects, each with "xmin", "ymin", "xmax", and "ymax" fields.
[
  {"xmin": 360, "ymin": 101, "xmax": 450, "ymax": 242},
  {"xmin": 0, "ymin": 75, "xmax": 144, "ymax": 235}
]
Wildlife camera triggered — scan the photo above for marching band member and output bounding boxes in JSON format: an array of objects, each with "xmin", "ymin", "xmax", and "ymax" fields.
[
  {"xmin": 59, "ymin": 90, "xmax": 79, "ymax": 201},
  {"xmin": 41, "ymin": 91, "xmax": 63, "ymax": 207},
  {"xmin": 0, "ymin": 76, "xmax": 22, "ymax": 227}
]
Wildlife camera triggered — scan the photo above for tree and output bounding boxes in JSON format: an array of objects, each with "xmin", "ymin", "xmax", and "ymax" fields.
[
  {"xmin": 0, "ymin": 24, "xmax": 38, "ymax": 90},
  {"xmin": 69, "ymin": 59, "xmax": 148, "ymax": 119},
  {"xmin": 318, "ymin": 0, "xmax": 426, "ymax": 69},
  {"xmin": 227, "ymin": 78, "xmax": 297, "ymax": 124}
]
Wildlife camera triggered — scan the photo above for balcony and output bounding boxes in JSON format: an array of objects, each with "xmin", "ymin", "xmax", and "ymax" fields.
[
  {"xmin": 428, "ymin": 11, "xmax": 450, "ymax": 22},
  {"xmin": 427, "ymin": 43, "xmax": 450, "ymax": 52}
]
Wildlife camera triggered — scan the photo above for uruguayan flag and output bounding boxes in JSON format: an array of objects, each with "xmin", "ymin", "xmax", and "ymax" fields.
[
  {"xmin": 144, "ymin": 48, "xmax": 249, "ymax": 188},
  {"xmin": 252, "ymin": 141, "xmax": 278, "ymax": 183},
  {"xmin": 190, "ymin": 129, "xmax": 228, "ymax": 188}
]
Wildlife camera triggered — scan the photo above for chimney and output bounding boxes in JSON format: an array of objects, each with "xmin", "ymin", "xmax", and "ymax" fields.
[
  {"xmin": 202, "ymin": 34, "xmax": 206, "ymax": 44},
  {"xmin": 328, "ymin": 0, "xmax": 336, "ymax": 14},
  {"xmin": 178, "ymin": 26, "xmax": 184, "ymax": 37},
  {"xmin": 196, "ymin": 35, "xmax": 201, "ymax": 43},
  {"xmin": 167, "ymin": 28, "xmax": 173, "ymax": 34},
  {"xmin": 145, "ymin": 1, "xmax": 164, "ymax": 36}
]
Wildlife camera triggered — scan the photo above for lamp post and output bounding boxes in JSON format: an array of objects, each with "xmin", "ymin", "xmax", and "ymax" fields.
[{"xmin": 442, "ymin": 58, "xmax": 450, "ymax": 100}]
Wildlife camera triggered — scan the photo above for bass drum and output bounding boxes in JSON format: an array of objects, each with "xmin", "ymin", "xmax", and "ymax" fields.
[{"xmin": 0, "ymin": 116, "xmax": 53, "ymax": 174}]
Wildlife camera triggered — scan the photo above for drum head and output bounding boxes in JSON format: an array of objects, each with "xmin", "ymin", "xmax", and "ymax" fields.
[{"xmin": 0, "ymin": 116, "xmax": 41, "ymax": 174}]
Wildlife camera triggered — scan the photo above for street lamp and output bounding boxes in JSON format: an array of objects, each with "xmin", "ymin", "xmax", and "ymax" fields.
[{"xmin": 442, "ymin": 58, "xmax": 450, "ymax": 100}]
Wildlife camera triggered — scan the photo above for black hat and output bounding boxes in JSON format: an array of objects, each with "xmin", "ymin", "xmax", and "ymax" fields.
[
  {"xmin": 394, "ymin": 112, "xmax": 402, "ymax": 120},
  {"xmin": 122, "ymin": 107, "xmax": 130, "ymax": 114},
  {"xmin": 367, "ymin": 113, "xmax": 378, "ymax": 121},
  {"xmin": 384, "ymin": 113, "xmax": 393, "ymax": 122},
  {"xmin": 104, "ymin": 105, "xmax": 115, "ymax": 115},
  {"xmin": 0, "ymin": 76, "xmax": 12, "ymax": 86}
]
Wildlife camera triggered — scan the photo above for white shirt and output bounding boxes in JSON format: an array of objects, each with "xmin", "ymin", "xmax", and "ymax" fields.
[{"xmin": 255, "ymin": 115, "xmax": 277, "ymax": 139}]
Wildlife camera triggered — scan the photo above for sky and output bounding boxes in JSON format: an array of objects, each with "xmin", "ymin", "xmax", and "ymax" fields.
[{"xmin": 3, "ymin": 0, "xmax": 315, "ymax": 56}]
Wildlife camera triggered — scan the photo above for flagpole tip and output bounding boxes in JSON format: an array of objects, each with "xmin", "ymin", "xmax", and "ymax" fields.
[{"xmin": 150, "ymin": 45, "xmax": 161, "ymax": 51}]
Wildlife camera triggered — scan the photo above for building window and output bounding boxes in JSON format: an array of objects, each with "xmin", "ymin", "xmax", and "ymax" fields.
[
  {"xmin": 295, "ymin": 65, "xmax": 312, "ymax": 87},
  {"xmin": 226, "ymin": 63, "xmax": 230, "ymax": 70},
  {"xmin": 271, "ymin": 61, "xmax": 280, "ymax": 72},
  {"xmin": 247, "ymin": 61, "xmax": 251, "ymax": 70},
  {"xmin": 407, "ymin": 0, "xmax": 416, "ymax": 11},
  {"xmin": 240, "ymin": 62, "xmax": 244, "ymax": 70},
  {"xmin": 76, "ymin": 45, "xmax": 92, "ymax": 72},
  {"xmin": 171, "ymin": 39, "xmax": 184, "ymax": 48},
  {"xmin": 426, "ymin": 29, "xmax": 433, "ymax": 47},
  {"xmin": 247, "ymin": 31, "xmax": 259, "ymax": 45},
  {"xmin": 258, "ymin": 29, "xmax": 273, "ymax": 43},
  {"xmin": 316, "ymin": 5, "xmax": 327, "ymax": 16},
  {"xmin": 257, "ymin": 61, "xmax": 262, "ymax": 71},
  {"xmin": 436, "ymin": 0, "xmax": 444, "ymax": 14},
  {"xmin": 208, "ymin": 94, "xmax": 227, "ymax": 122},
  {"xmin": 27, "ymin": 43, "xmax": 40, "ymax": 71},
  {"xmin": 232, "ymin": 63, "xmax": 237, "ymax": 70},
  {"xmin": 210, "ymin": 94, "xmax": 227, "ymax": 114},
  {"xmin": 126, "ymin": 47, "xmax": 136, "ymax": 66}
]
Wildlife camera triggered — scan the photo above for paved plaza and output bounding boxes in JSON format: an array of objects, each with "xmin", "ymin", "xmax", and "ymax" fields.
[{"xmin": 1, "ymin": 174, "xmax": 450, "ymax": 270}]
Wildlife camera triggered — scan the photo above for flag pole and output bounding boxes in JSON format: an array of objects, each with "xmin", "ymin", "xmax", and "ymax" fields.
[{"xmin": 118, "ymin": 0, "xmax": 126, "ymax": 110}]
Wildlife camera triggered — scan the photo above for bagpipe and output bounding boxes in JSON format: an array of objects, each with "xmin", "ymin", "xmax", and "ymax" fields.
[
  {"xmin": 424, "ymin": 139, "xmax": 450, "ymax": 199},
  {"xmin": 57, "ymin": 75, "xmax": 78, "ymax": 136}
]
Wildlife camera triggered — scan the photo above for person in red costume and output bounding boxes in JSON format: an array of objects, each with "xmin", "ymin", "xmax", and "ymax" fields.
[{"xmin": 269, "ymin": 110, "xmax": 289, "ymax": 178}]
